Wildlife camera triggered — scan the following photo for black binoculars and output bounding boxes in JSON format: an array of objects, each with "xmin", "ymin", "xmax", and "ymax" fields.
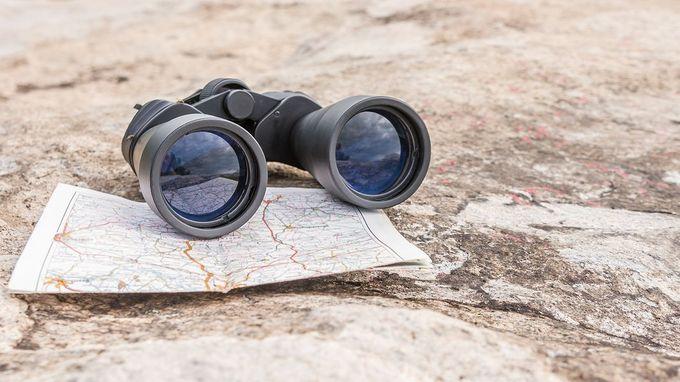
[{"xmin": 122, "ymin": 78, "xmax": 431, "ymax": 238}]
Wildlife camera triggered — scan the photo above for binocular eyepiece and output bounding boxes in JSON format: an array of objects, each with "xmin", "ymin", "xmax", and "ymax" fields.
[{"xmin": 122, "ymin": 78, "xmax": 430, "ymax": 238}]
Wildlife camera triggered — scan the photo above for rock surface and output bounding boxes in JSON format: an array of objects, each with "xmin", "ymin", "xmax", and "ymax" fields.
[{"xmin": 0, "ymin": 1, "xmax": 678, "ymax": 380}]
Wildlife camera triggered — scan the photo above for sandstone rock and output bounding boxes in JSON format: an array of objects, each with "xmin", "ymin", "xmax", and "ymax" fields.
[
  {"xmin": 1, "ymin": 0, "xmax": 679, "ymax": 380},
  {"xmin": 29, "ymin": 305, "xmax": 561, "ymax": 382},
  {"xmin": 0, "ymin": 290, "xmax": 29, "ymax": 352},
  {"xmin": 0, "ymin": 156, "xmax": 19, "ymax": 177}
]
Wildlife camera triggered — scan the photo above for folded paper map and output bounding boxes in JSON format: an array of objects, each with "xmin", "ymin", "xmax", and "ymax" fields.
[{"xmin": 9, "ymin": 184, "xmax": 431, "ymax": 293}]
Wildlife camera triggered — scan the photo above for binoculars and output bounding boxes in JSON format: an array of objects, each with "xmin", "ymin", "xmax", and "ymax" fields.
[{"xmin": 122, "ymin": 78, "xmax": 431, "ymax": 238}]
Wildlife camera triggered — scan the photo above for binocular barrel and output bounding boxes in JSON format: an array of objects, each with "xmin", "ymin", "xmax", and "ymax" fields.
[
  {"xmin": 290, "ymin": 95, "xmax": 430, "ymax": 209},
  {"xmin": 122, "ymin": 79, "xmax": 430, "ymax": 238},
  {"xmin": 123, "ymin": 100, "xmax": 267, "ymax": 239}
]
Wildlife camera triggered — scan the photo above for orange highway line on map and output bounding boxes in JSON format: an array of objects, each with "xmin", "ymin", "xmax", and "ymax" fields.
[
  {"xmin": 181, "ymin": 240, "xmax": 214, "ymax": 291},
  {"xmin": 261, "ymin": 196, "xmax": 307, "ymax": 270},
  {"xmin": 43, "ymin": 276, "xmax": 79, "ymax": 292},
  {"xmin": 242, "ymin": 260, "xmax": 282, "ymax": 282}
]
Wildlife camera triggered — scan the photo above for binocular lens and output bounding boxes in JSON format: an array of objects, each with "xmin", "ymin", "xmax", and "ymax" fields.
[
  {"xmin": 125, "ymin": 110, "xmax": 267, "ymax": 239},
  {"xmin": 335, "ymin": 111, "xmax": 410, "ymax": 195},
  {"xmin": 292, "ymin": 96, "xmax": 430, "ymax": 210},
  {"xmin": 160, "ymin": 131, "xmax": 248, "ymax": 222}
]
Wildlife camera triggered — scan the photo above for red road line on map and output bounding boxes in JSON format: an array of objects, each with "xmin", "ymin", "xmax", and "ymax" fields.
[
  {"xmin": 53, "ymin": 233, "xmax": 84, "ymax": 256},
  {"xmin": 261, "ymin": 198, "xmax": 278, "ymax": 240},
  {"xmin": 63, "ymin": 221, "xmax": 113, "ymax": 235},
  {"xmin": 53, "ymin": 221, "xmax": 117, "ymax": 256}
]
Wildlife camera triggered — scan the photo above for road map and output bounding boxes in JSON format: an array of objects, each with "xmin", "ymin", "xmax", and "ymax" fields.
[{"xmin": 9, "ymin": 184, "xmax": 431, "ymax": 293}]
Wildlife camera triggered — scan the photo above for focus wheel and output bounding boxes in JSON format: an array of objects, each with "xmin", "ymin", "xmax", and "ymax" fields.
[{"xmin": 198, "ymin": 78, "xmax": 250, "ymax": 100}]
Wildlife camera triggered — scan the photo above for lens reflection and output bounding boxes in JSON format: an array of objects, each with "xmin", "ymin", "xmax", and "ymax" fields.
[
  {"xmin": 335, "ymin": 111, "xmax": 409, "ymax": 195},
  {"xmin": 160, "ymin": 131, "xmax": 246, "ymax": 222}
]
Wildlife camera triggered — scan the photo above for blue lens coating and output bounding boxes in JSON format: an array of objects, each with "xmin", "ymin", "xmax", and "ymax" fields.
[
  {"xmin": 160, "ymin": 131, "xmax": 247, "ymax": 222},
  {"xmin": 335, "ymin": 111, "xmax": 409, "ymax": 195}
]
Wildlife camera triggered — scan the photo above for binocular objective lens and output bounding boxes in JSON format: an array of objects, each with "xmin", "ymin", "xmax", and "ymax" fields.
[
  {"xmin": 160, "ymin": 131, "xmax": 248, "ymax": 222},
  {"xmin": 335, "ymin": 111, "xmax": 410, "ymax": 196}
]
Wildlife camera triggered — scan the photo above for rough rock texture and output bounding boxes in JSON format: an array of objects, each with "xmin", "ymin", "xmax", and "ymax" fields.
[{"xmin": 0, "ymin": 1, "xmax": 679, "ymax": 381}]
